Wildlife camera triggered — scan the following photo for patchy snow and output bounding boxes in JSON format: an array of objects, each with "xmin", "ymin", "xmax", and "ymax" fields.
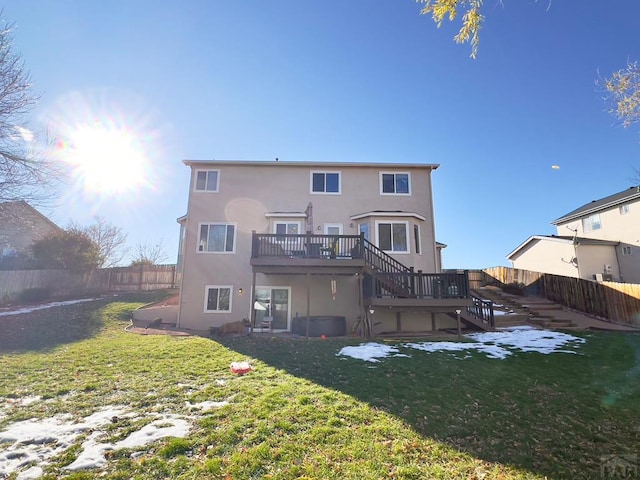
[
  {"xmin": 465, "ymin": 326, "xmax": 586, "ymax": 356},
  {"xmin": 16, "ymin": 466, "xmax": 43, "ymax": 480},
  {"xmin": 0, "ymin": 298, "xmax": 99, "ymax": 317},
  {"xmin": 337, "ymin": 327, "xmax": 586, "ymax": 362},
  {"xmin": 186, "ymin": 400, "xmax": 229, "ymax": 412},
  {"xmin": 405, "ymin": 341, "xmax": 511, "ymax": 359},
  {"xmin": 337, "ymin": 342, "xmax": 410, "ymax": 363},
  {"xmin": 0, "ymin": 405, "xmax": 192, "ymax": 478}
]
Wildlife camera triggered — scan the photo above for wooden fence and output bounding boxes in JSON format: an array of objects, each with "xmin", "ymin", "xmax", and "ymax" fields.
[
  {"xmin": 477, "ymin": 266, "xmax": 640, "ymax": 327},
  {"xmin": 0, "ymin": 264, "xmax": 177, "ymax": 305}
]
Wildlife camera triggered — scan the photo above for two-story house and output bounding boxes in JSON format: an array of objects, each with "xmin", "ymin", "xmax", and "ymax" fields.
[
  {"xmin": 507, "ymin": 186, "xmax": 640, "ymax": 283},
  {"xmin": 176, "ymin": 160, "xmax": 473, "ymax": 336}
]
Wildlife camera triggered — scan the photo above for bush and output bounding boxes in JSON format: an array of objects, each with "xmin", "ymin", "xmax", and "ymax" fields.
[{"xmin": 17, "ymin": 287, "xmax": 51, "ymax": 303}]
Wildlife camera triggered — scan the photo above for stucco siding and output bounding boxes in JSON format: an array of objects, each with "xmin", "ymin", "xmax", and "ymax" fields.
[
  {"xmin": 555, "ymin": 197, "xmax": 640, "ymax": 244},
  {"xmin": 178, "ymin": 161, "xmax": 440, "ymax": 331},
  {"xmin": 510, "ymin": 239, "xmax": 579, "ymax": 278}
]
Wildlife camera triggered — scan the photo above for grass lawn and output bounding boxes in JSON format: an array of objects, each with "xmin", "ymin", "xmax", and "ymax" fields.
[{"xmin": 0, "ymin": 292, "xmax": 639, "ymax": 479}]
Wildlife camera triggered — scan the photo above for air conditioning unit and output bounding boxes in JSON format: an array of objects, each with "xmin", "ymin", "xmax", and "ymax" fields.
[{"xmin": 594, "ymin": 273, "xmax": 604, "ymax": 282}]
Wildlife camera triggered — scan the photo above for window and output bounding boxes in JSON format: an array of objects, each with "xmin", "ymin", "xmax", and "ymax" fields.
[
  {"xmin": 194, "ymin": 170, "xmax": 219, "ymax": 192},
  {"xmin": 311, "ymin": 171, "xmax": 340, "ymax": 194},
  {"xmin": 620, "ymin": 204, "xmax": 630, "ymax": 215},
  {"xmin": 380, "ymin": 172, "xmax": 410, "ymax": 195},
  {"xmin": 376, "ymin": 221, "xmax": 409, "ymax": 253},
  {"xmin": 205, "ymin": 286, "xmax": 232, "ymax": 312},
  {"xmin": 359, "ymin": 223, "xmax": 369, "ymax": 241},
  {"xmin": 414, "ymin": 225, "xmax": 421, "ymax": 254},
  {"xmin": 582, "ymin": 214, "xmax": 601, "ymax": 233},
  {"xmin": 622, "ymin": 246, "xmax": 633, "ymax": 256},
  {"xmin": 199, "ymin": 223, "xmax": 235, "ymax": 252},
  {"xmin": 274, "ymin": 222, "xmax": 300, "ymax": 235}
]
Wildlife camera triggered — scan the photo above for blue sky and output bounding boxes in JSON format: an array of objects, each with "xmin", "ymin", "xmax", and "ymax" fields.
[{"xmin": 4, "ymin": 0, "xmax": 640, "ymax": 268}]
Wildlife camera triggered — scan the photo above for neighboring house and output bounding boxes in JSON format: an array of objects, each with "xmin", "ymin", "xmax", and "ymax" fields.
[
  {"xmin": 0, "ymin": 201, "xmax": 62, "ymax": 268},
  {"xmin": 176, "ymin": 160, "xmax": 472, "ymax": 335},
  {"xmin": 508, "ymin": 186, "xmax": 640, "ymax": 282}
]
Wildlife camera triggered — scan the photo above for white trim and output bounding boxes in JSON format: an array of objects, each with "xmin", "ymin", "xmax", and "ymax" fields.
[
  {"xmin": 350, "ymin": 211, "xmax": 426, "ymax": 221},
  {"xmin": 379, "ymin": 171, "xmax": 411, "ymax": 196},
  {"xmin": 204, "ymin": 285, "xmax": 232, "ymax": 313},
  {"xmin": 374, "ymin": 220, "xmax": 410, "ymax": 254},
  {"xmin": 310, "ymin": 170, "xmax": 342, "ymax": 195},
  {"xmin": 185, "ymin": 159, "xmax": 439, "ymax": 169},
  {"xmin": 197, "ymin": 222, "xmax": 237, "ymax": 254},
  {"xmin": 264, "ymin": 212, "xmax": 307, "ymax": 218},
  {"xmin": 253, "ymin": 285, "xmax": 292, "ymax": 331},
  {"xmin": 193, "ymin": 169, "xmax": 220, "ymax": 192}
]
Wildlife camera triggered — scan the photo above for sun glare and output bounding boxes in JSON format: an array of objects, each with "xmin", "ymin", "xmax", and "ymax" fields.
[
  {"xmin": 45, "ymin": 89, "xmax": 166, "ymax": 201},
  {"xmin": 63, "ymin": 124, "xmax": 147, "ymax": 194}
]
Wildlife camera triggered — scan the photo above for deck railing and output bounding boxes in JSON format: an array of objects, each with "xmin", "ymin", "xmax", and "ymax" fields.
[
  {"xmin": 365, "ymin": 270, "xmax": 470, "ymax": 299},
  {"xmin": 252, "ymin": 232, "xmax": 363, "ymax": 259},
  {"xmin": 467, "ymin": 295, "xmax": 496, "ymax": 329},
  {"xmin": 251, "ymin": 232, "xmax": 471, "ymax": 300}
]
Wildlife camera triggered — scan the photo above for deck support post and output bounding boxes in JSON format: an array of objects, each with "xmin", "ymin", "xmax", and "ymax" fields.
[
  {"xmin": 250, "ymin": 270, "xmax": 256, "ymax": 334},
  {"xmin": 306, "ymin": 272, "xmax": 311, "ymax": 338}
]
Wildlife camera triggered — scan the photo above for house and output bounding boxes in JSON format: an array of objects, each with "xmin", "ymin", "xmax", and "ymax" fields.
[
  {"xmin": 0, "ymin": 201, "xmax": 62, "ymax": 269},
  {"xmin": 508, "ymin": 186, "xmax": 640, "ymax": 282},
  {"xmin": 176, "ymin": 160, "xmax": 473, "ymax": 335}
]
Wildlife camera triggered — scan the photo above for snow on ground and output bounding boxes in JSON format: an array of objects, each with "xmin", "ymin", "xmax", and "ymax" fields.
[
  {"xmin": 0, "ymin": 298, "xmax": 99, "ymax": 317},
  {"xmin": 0, "ymin": 403, "xmax": 206, "ymax": 478},
  {"xmin": 337, "ymin": 326, "xmax": 586, "ymax": 362},
  {"xmin": 337, "ymin": 342, "xmax": 410, "ymax": 363},
  {"xmin": 186, "ymin": 400, "xmax": 230, "ymax": 411}
]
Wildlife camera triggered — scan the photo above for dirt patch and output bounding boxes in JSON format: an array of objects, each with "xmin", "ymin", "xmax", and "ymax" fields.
[{"xmin": 142, "ymin": 293, "xmax": 179, "ymax": 307}]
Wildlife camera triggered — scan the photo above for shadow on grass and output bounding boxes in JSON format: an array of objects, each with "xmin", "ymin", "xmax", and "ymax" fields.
[
  {"xmin": 0, "ymin": 291, "xmax": 171, "ymax": 353},
  {"xmin": 216, "ymin": 332, "xmax": 640, "ymax": 480}
]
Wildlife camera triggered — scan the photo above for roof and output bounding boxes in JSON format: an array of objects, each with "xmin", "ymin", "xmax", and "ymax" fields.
[
  {"xmin": 0, "ymin": 201, "xmax": 61, "ymax": 232},
  {"xmin": 552, "ymin": 185, "xmax": 640, "ymax": 225},
  {"xmin": 507, "ymin": 235, "xmax": 620, "ymax": 260},
  {"xmin": 183, "ymin": 159, "xmax": 439, "ymax": 170}
]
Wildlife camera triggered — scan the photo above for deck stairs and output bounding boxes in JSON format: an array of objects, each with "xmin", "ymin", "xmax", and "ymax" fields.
[{"xmin": 473, "ymin": 285, "xmax": 579, "ymax": 330}]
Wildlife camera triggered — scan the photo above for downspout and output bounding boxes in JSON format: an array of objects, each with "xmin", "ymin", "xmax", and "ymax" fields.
[{"xmin": 427, "ymin": 168, "xmax": 439, "ymax": 272}]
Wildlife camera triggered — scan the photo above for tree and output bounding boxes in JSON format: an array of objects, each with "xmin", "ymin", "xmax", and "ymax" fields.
[
  {"xmin": 0, "ymin": 19, "xmax": 60, "ymax": 205},
  {"xmin": 80, "ymin": 216, "xmax": 128, "ymax": 267},
  {"xmin": 418, "ymin": 0, "xmax": 484, "ymax": 58},
  {"xmin": 130, "ymin": 239, "xmax": 169, "ymax": 266},
  {"xmin": 603, "ymin": 61, "xmax": 640, "ymax": 129},
  {"xmin": 32, "ymin": 228, "xmax": 102, "ymax": 272}
]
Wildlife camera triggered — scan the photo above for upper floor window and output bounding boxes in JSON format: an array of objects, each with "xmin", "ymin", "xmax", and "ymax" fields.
[
  {"xmin": 195, "ymin": 170, "xmax": 220, "ymax": 192},
  {"xmin": 582, "ymin": 214, "xmax": 601, "ymax": 233},
  {"xmin": 376, "ymin": 221, "xmax": 409, "ymax": 253},
  {"xmin": 620, "ymin": 204, "xmax": 630, "ymax": 215},
  {"xmin": 414, "ymin": 225, "xmax": 421, "ymax": 254},
  {"xmin": 205, "ymin": 285, "xmax": 232, "ymax": 312},
  {"xmin": 274, "ymin": 222, "xmax": 300, "ymax": 235},
  {"xmin": 311, "ymin": 171, "xmax": 341, "ymax": 194},
  {"xmin": 380, "ymin": 172, "xmax": 410, "ymax": 195},
  {"xmin": 199, "ymin": 223, "xmax": 235, "ymax": 253},
  {"xmin": 622, "ymin": 246, "xmax": 633, "ymax": 256}
]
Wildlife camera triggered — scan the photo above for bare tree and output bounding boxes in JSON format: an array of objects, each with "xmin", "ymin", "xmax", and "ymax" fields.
[
  {"xmin": 80, "ymin": 216, "xmax": 128, "ymax": 267},
  {"xmin": 130, "ymin": 238, "xmax": 169, "ymax": 266},
  {"xmin": 0, "ymin": 19, "xmax": 60, "ymax": 205}
]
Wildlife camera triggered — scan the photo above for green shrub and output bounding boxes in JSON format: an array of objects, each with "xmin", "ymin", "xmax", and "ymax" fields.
[{"xmin": 17, "ymin": 287, "xmax": 51, "ymax": 303}]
